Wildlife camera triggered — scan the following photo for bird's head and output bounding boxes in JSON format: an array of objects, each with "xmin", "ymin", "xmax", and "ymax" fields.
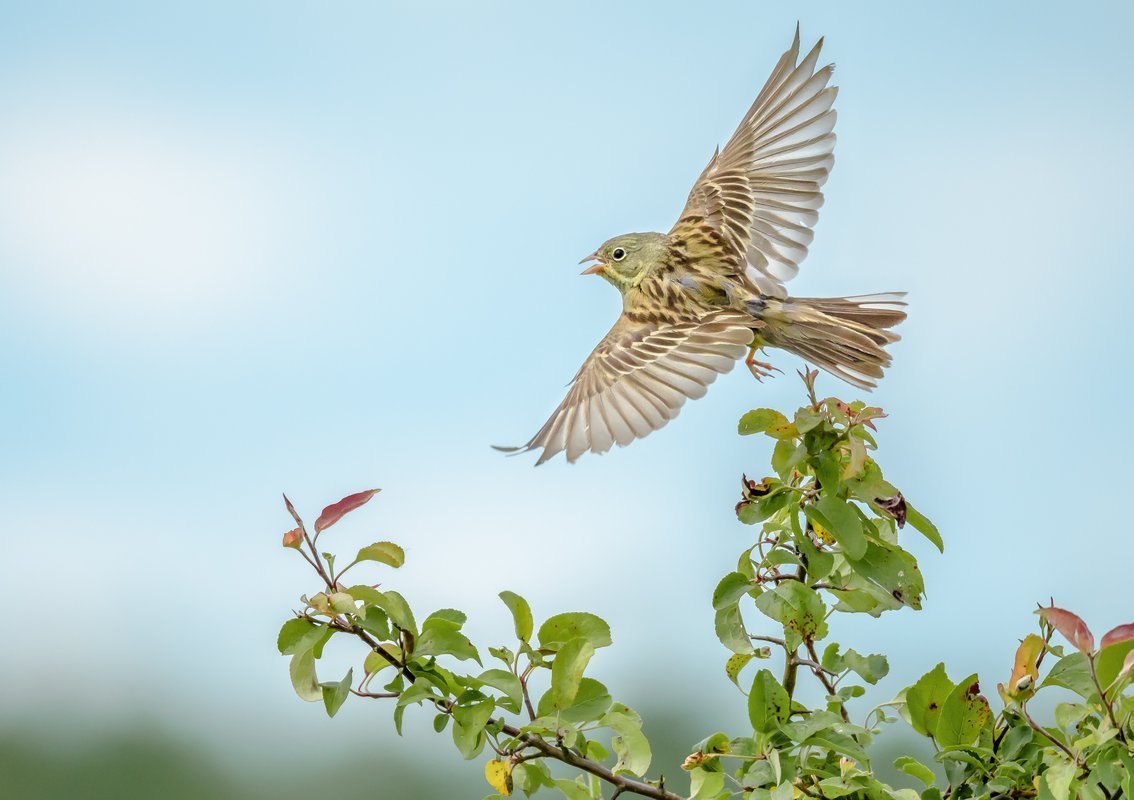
[{"xmin": 579, "ymin": 232, "xmax": 667, "ymax": 293}]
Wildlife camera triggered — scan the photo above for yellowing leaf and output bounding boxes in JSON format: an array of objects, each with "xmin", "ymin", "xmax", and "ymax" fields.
[
  {"xmin": 484, "ymin": 759, "xmax": 513, "ymax": 796},
  {"xmin": 1007, "ymin": 634, "xmax": 1044, "ymax": 699}
]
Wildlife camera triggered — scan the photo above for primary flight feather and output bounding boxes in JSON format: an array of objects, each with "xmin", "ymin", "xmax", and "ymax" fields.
[{"xmin": 508, "ymin": 29, "xmax": 906, "ymax": 465}]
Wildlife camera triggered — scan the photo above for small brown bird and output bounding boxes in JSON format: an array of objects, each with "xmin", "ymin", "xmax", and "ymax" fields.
[{"xmin": 509, "ymin": 29, "xmax": 906, "ymax": 464}]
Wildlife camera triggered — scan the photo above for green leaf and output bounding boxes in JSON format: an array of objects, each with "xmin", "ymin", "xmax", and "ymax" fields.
[
  {"xmin": 842, "ymin": 650, "xmax": 889, "ymax": 684},
  {"xmin": 846, "ymin": 540, "xmax": 924, "ymax": 609},
  {"xmin": 537, "ymin": 677, "xmax": 613, "ymax": 723},
  {"xmin": 414, "ymin": 617, "xmax": 481, "ymax": 664},
  {"xmin": 552, "ymin": 778, "xmax": 593, "ymax": 800},
  {"xmin": 754, "ymin": 581, "xmax": 827, "ymax": 642},
  {"xmin": 905, "ymin": 503, "xmax": 943, "ymax": 552},
  {"xmin": 737, "ymin": 490, "xmax": 789, "ymax": 524},
  {"xmin": 538, "ymin": 612, "xmax": 611, "ymax": 651},
  {"xmin": 369, "ymin": 589, "xmax": 417, "ymax": 636},
  {"xmin": 1041, "ymin": 652, "xmax": 1095, "ymax": 699},
  {"xmin": 894, "ymin": 756, "xmax": 936, "ymax": 786},
  {"xmin": 356, "ymin": 606, "xmax": 390, "ymax": 639},
  {"xmin": 689, "ymin": 768, "xmax": 726, "ymax": 799},
  {"xmin": 714, "ymin": 603, "xmax": 753, "ymax": 655},
  {"xmin": 277, "ymin": 618, "xmax": 327, "ymax": 656},
  {"xmin": 477, "ymin": 669, "xmax": 524, "ymax": 709},
  {"xmin": 1097, "ymin": 637, "xmax": 1134, "ymax": 689},
  {"xmin": 498, "ymin": 591, "xmax": 533, "ymax": 642},
  {"xmin": 935, "ymin": 674, "xmax": 991, "ymax": 747},
  {"xmin": 289, "ymin": 650, "xmax": 321, "ymax": 702},
  {"xmin": 906, "ymin": 663, "xmax": 955, "ymax": 737},
  {"xmin": 353, "ymin": 541, "xmax": 405, "ymax": 568},
  {"xmin": 602, "ymin": 710, "xmax": 652, "ymax": 777},
  {"xmin": 739, "ymin": 408, "xmax": 789, "ymax": 436},
  {"xmin": 321, "ymin": 668, "xmax": 352, "ymax": 718},
  {"xmin": 748, "ymin": 669, "xmax": 790, "ymax": 733},
  {"xmin": 1042, "ymin": 757, "xmax": 1077, "ymax": 800},
  {"xmin": 772, "ymin": 439, "xmax": 808, "ymax": 477},
  {"xmin": 550, "ymin": 637, "xmax": 595, "ymax": 709},
  {"xmin": 804, "ymin": 497, "xmax": 866, "ymax": 559},
  {"xmin": 712, "ymin": 572, "xmax": 752, "ymax": 609},
  {"xmin": 451, "ymin": 698, "xmax": 495, "ymax": 759}
]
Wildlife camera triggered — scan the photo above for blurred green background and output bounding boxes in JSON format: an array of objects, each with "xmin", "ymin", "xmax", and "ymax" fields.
[{"xmin": 3, "ymin": 1, "xmax": 1132, "ymax": 797}]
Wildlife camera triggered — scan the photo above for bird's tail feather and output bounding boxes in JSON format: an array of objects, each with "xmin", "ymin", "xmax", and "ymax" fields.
[{"xmin": 757, "ymin": 293, "xmax": 907, "ymax": 390}]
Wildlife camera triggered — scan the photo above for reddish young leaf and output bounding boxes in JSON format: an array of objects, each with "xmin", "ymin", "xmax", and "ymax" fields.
[
  {"xmin": 1038, "ymin": 605, "xmax": 1095, "ymax": 653},
  {"xmin": 315, "ymin": 489, "xmax": 381, "ymax": 533},
  {"xmin": 282, "ymin": 527, "xmax": 303, "ymax": 549},
  {"xmin": 1101, "ymin": 623, "xmax": 1134, "ymax": 650}
]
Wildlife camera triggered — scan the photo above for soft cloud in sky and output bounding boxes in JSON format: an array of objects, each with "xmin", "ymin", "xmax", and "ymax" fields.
[{"xmin": 0, "ymin": 103, "xmax": 327, "ymax": 342}]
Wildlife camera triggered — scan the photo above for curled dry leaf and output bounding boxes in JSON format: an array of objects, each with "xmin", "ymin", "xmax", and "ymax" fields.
[
  {"xmin": 1038, "ymin": 605, "xmax": 1095, "ymax": 654},
  {"xmin": 315, "ymin": 489, "xmax": 381, "ymax": 534}
]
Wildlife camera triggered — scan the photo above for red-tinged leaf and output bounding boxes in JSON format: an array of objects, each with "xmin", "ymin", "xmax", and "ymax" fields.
[
  {"xmin": 282, "ymin": 527, "xmax": 303, "ymax": 549},
  {"xmin": 1101, "ymin": 623, "xmax": 1134, "ymax": 650},
  {"xmin": 1038, "ymin": 605, "xmax": 1095, "ymax": 653},
  {"xmin": 315, "ymin": 489, "xmax": 381, "ymax": 533},
  {"xmin": 283, "ymin": 493, "xmax": 303, "ymax": 527}
]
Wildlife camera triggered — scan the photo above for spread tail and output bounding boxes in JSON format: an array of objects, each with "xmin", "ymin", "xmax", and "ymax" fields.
[{"xmin": 756, "ymin": 293, "xmax": 907, "ymax": 390}]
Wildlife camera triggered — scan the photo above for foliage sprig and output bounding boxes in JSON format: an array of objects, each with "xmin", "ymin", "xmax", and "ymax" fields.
[{"xmin": 277, "ymin": 370, "xmax": 1134, "ymax": 800}]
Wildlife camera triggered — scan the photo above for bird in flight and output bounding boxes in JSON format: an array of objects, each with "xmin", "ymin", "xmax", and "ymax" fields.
[{"xmin": 504, "ymin": 28, "xmax": 906, "ymax": 465}]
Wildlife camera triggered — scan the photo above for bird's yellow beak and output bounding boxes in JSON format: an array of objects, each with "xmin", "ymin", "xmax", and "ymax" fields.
[{"xmin": 579, "ymin": 252, "xmax": 604, "ymax": 275}]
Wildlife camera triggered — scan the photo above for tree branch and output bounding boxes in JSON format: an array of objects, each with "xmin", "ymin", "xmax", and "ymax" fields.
[{"xmin": 342, "ymin": 622, "xmax": 683, "ymax": 800}]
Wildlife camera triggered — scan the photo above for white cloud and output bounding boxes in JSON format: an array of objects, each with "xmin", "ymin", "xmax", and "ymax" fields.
[{"xmin": 0, "ymin": 105, "xmax": 324, "ymax": 339}]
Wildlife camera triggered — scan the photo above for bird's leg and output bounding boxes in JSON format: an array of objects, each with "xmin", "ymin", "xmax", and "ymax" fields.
[{"xmin": 745, "ymin": 344, "xmax": 781, "ymax": 382}]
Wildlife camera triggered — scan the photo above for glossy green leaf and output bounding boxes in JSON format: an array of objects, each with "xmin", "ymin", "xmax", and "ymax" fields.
[{"xmin": 602, "ymin": 710, "xmax": 652, "ymax": 776}]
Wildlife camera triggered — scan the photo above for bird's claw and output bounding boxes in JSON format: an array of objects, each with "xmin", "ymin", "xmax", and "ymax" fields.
[{"xmin": 745, "ymin": 351, "xmax": 782, "ymax": 382}]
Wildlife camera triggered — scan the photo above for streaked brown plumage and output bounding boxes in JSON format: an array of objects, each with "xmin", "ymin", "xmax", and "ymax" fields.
[{"xmin": 507, "ymin": 29, "xmax": 906, "ymax": 465}]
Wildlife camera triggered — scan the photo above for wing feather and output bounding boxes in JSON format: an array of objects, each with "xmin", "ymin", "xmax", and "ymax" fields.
[
  {"xmin": 517, "ymin": 311, "xmax": 754, "ymax": 463},
  {"xmin": 672, "ymin": 29, "xmax": 836, "ymax": 298}
]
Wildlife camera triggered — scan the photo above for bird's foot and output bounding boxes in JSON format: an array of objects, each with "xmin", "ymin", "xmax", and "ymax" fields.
[{"xmin": 745, "ymin": 349, "xmax": 782, "ymax": 382}]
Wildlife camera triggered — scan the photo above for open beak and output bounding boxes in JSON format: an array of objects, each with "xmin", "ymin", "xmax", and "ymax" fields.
[{"xmin": 579, "ymin": 252, "xmax": 604, "ymax": 275}]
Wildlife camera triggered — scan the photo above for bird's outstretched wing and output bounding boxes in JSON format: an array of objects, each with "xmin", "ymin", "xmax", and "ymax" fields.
[
  {"xmin": 671, "ymin": 28, "xmax": 836, "ymax": 298},
  {"xmin": 513, "ymin": 310, "xmax": 754, "ymax": 464}
]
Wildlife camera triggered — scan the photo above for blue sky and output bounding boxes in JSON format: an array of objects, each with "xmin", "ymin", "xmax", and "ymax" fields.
[{"xmin": 2, "ymin": 0, "xmax": 1132, "ymax": 774}]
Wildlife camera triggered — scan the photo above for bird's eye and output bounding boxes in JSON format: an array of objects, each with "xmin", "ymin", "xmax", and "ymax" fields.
[{"xmin": 611, "ymin": 247, "xmax": 627, "ymax": 261}]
